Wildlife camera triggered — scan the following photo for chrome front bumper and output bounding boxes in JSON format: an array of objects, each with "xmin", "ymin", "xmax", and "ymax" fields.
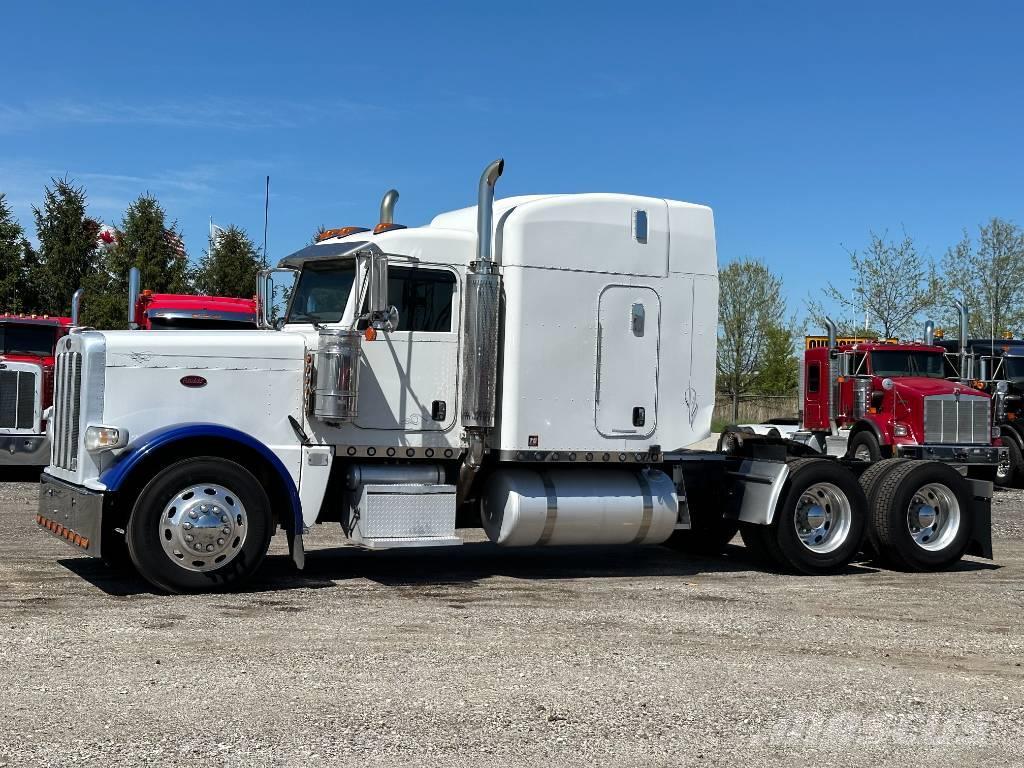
[
  {"xmin": 0, "ymin": 434, "xmax": 49, "ymax": 466},
  {"xmin": 37, "ymin": 473, "xmax": 104, "ymax": 556},
  {"xmin": 895, "ymin": 444, "xmax": 1006, "ymax": 466}
]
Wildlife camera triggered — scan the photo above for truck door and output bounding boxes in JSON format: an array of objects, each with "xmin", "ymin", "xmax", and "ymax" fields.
[
  {"xmin": 355, "ymin": 265, "xmax": 460, "ymax": 432},
  {"xmin": 595, "ymin": 285, "xmax": 660, "ymax": 438}
]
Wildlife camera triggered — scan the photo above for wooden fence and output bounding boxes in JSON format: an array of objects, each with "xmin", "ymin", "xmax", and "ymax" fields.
[{"xmin": 712, "ymin": 395, "xmax": 800, "ymax": 426}]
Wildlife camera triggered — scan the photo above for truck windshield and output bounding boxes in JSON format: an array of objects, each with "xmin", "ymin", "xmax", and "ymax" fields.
[
  {"xmin": 871, "ymin": 350, "xmax": 945, "ymax": 378},
  {"xmin": 286, "ymin": 261, "xmax": 357, "ymax": 324},
  {"xmin": 0, "ymin": 324, "xmax": 57, "ymax": 356}
]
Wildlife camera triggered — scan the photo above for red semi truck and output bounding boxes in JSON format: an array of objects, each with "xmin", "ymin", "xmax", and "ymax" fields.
[
  {"xmin": 745, "ymin": 319, "xmax": 1005, "ymax": 479},
  {"xmin": 1, "ymin": 272, "xmax": 257, "ymax": 469},
  {"xmin": 0, "ymin": 311, "xmax": 75, "ymax": 466}
]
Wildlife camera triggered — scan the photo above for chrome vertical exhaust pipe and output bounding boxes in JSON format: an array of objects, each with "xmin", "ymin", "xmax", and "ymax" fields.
[
  {"xmin": 127, "ymin": 266, "xmax": 141, "ymax": 330},
  {"xmin": 475, "ymin": 159, "xmax": 504, "ymax": 274},
  {"xmin": 70, "ymin": 288, "xmax": 84, "ymax": 327},
  {"xmin": 379, "ymin": 189, "xmax": 399, "ymax": 225},
  {"xmin": 954, "ymin": 298, "xmax": 969, "ymax": 381},
  {"xmin": 824, "ymin": 317, "xmax": 837, "ymax": 349},
  {"xmin": 924, "ymin": 320, "xmax": 935, "ymax": 346}
]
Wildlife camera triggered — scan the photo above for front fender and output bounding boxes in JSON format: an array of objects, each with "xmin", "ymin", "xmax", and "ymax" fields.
[{"xmin": 99, "ymin": 422, "xmax": 302, "ymax": 537}]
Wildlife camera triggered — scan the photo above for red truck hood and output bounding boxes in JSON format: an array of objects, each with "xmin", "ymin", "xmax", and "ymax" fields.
[
  {"xmin": 0, "ymin": 353, "xmax": 52, "ymax": 367},
  {"xmin": 891, "ymin": 376, "xmax": 989, "ymax": 399}
]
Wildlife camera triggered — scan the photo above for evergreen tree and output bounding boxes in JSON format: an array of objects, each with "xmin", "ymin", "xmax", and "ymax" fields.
[
  {"xmin": 0, "ymin": 193, "xmax": 28, "ymax": 311},
  {"xmin": 84, "ymin": 194, "xmax": 191, "ymax": 329},
  {"xmin": 194, "ymin": 225, "xmax": 264, "ymax": 297},
  {"xmin": 32, "ymin": 177, "xmax": 97, "ymax": 316}
]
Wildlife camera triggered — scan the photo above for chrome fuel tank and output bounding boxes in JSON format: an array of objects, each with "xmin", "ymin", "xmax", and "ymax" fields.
[{"xmin": 482, "ymin": 468, "xmax": 678, "ymax": 547}]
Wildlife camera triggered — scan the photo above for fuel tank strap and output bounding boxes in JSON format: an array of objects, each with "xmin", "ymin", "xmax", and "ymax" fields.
[
  {"xmin": 535, "ymin": 472, "xmax": 558, "ymax": 546},
  {"xmin": 631, "ymin": 471, "xmax": 655, "ymax": 544}
]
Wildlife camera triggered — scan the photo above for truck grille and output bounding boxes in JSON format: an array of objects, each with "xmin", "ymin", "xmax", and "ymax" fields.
[
  {"xmin": 52, "ymin": 352, "xmax": 83, "ymax": 470},
  {"xmin": 0, "ymin": 369, "xmax": 37, "ymax": 430},
  {"xmin": 923, "ymin": 394, "xmax": 990, "ymax": 445}
]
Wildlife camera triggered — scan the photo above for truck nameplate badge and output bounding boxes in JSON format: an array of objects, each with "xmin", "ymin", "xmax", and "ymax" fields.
[
  {"xmin": 529, "ymin": 435, "xmax": 539, "ymax": 447},
  {"xmin": 180, "ymin": 375, "xmax": 208, "ymax": 388}
]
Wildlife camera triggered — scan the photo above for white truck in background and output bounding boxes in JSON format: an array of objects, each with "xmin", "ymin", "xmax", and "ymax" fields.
[{"xmin": 37, "ymin": 160, "xmax": 993, "ymax": 592}]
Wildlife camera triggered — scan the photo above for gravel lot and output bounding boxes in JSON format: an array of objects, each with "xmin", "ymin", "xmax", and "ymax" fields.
[{"xmin": 1, "ymin": 470, "xmax": 1022, "ymax": 767}]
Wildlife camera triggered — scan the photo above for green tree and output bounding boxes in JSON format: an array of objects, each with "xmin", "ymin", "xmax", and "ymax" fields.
[
  {"xmin": 755, "ymin": 324, "xmax": 799, "ymax": 395},
  {"xmin": 939, "ymin": 218, "xmax": 1024, "ymax": 338},
  {"xmin": 807, "ymin": 231, "xmax": 938, "ymax": 339},
  {"xmin": 33, "ymin": 177, "xmax": 97, "ymax": 316},
  {"xmin": 0, "ymin": 193, "xmax": 31, "ymax": 311},
  {"xmin": 83, "ymin": 194, "xmax": 192, "ymax": 329},
  {"xmin": 717, "ymin": 258, "xmax": 786, "ymax": 421},
  {"xmin": 194, "ymin": 225, "xmax": 264, "ymax": 297}
]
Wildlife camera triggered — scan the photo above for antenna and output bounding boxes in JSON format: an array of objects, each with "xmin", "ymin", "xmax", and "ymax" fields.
[{"xmin": 263, "ymin": 175, "xmax": 270, "ymax": 264}]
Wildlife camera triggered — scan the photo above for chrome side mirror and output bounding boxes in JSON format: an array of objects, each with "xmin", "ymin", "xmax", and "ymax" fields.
[
  {"xmin": 366, "ymin": 251, "xmax": 398, "ymax": 332},
  {"xmin": 257, "ymin": 267, "xmax": 297, "ymax": 329}
]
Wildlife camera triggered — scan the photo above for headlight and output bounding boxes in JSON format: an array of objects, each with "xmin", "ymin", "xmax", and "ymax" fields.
[
  {"xmin": 84, "ymin": 425, "xmax": 128, "ymax": 452},
  {"xmin": 893, "ymin": 424, "xmax": 909, "ymax": 437}
]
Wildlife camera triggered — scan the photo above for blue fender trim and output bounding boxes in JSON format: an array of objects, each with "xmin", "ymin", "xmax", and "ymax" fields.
[{"xmin": 99, "ymin": 423, "xmax": 302, "ymax": 534}]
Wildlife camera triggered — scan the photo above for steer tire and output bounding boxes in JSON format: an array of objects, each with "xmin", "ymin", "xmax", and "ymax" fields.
[
  {"xmin": 995, "ymin": 437, "xmax": 1023, "ymax": 488},
  {"xmin": 745, "ymin": 458, "xmax": 867, "ymax": 575},
  {"xmin": 126, "ymin": 457, "xmax": 273, "ymax": 593},
  {"xmin": 847, "ymin": 431, "xmax": 882, "ymax": 462},
  {"xmin": 869, "ymin": 460, "xmax": 973, "ymax": 571}
]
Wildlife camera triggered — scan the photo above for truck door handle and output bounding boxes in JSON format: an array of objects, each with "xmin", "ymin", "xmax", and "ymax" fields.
[{"xmin": 432, "ymin": 400, "xmax": 447, "ymax": 421}]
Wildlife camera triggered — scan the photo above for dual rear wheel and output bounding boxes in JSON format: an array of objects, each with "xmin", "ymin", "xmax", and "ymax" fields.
[{"xmin": 740, "ymin": 457, "xmax": 976, "ymax": 574}]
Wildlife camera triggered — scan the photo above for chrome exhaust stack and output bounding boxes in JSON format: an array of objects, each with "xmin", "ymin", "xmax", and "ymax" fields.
[
  {"xmin": 70, "ymin": 288, "xmax": 84, "ymax": 328},
  {"xmin": 824, "ymin": 317, "xmax": 839, "ymax": 432},
  {"xmin": 459, "ymin": 159, "xmax": 504, "ymax": 489},
  {"xmin": 379, "ymin": 189, "xmax": 399, "ymax": 225},
  {"xmin": 924, "ymin": 320, "xmax": 935, "ymax": 346},
  {"xmin": 127, "ymin": 267, "xmax": 141, "ymax": 330},
  {"xmin": 954, "ymin": 298, "xmax": 970, "ymax": 381}
]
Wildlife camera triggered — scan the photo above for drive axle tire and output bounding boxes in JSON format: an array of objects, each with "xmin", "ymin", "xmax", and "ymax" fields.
[
  {"xmin": 126, "ymin": 457, "xmax": 273, "ymax": 593},
  {"xmin": 847, "ymin": 431, "xmax": 881, "ymax": 462},
  {"xmin": 856, "ymin": 458, "xmax": 910, "ymax": 559},
  {"xmin": 742, "ymin": 458, "xmax": 867, "ymax": 575},
  {"xmin": 868, "ymin": 461, "xmax": 973, "ymax": 571}
]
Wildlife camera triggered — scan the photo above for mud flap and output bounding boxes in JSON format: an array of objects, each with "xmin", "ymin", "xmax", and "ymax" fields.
[
  {"xmin": 287, "ymin": 527, "xmax": 306, "ymax": 570},
  {"xmin": 965, "ymin": 478, "xmax": 993, "ymax": 560}
]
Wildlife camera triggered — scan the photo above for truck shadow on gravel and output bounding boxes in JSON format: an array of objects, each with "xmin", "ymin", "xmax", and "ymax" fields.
[{"xmin": 60, "ymin": 541, "xmax": 899, "ymax": 597}]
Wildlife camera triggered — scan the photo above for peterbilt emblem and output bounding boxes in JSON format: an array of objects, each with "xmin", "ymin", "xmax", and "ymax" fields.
[{"xmin": 180, "ymin": 375, "xmax": 208, "ymax": 388}]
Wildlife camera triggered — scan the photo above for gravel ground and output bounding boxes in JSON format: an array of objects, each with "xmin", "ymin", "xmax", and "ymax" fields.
[{"xmin": 1, "ymin": 470, "xmax": 1022, "ymax": 767}]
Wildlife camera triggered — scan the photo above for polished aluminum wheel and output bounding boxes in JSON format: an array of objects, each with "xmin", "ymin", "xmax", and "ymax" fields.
[
  {"xmin": 906, "ymin": 482, "xmax": 960, "ymax": 551},
  {"xmin": 793, "ymin": 482, "xmax": 853, "ymax": 554},
  {"xmin": 996, "ymin": 455, "xmax": 1011, "ymax": 481},
  {"xmin": 159, "ymin": 483, "xmax": 248, "ymax": 572},
  {"xmin": 852, "ymin": 444, "xmax": 873, "ymax": 462}
]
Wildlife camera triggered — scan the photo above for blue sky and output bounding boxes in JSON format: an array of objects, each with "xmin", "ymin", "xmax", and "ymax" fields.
[{"xmin": 2, "ymin": 1, "xmax": 1021, "ymax": 322}]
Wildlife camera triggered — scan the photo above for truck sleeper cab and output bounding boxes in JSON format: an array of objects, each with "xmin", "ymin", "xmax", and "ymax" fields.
[{"xmin": 37, "ymin": 160, "xmax": 994, "ymax": 592}]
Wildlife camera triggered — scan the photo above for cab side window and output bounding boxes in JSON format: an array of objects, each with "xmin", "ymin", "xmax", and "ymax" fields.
[
  {"xmin": 388, "ymin": 267, "xmax": 456, "ymax": 332},
  {"xmin": 807, "ymin": 362, "xmax": 820, "ymax": 393}
]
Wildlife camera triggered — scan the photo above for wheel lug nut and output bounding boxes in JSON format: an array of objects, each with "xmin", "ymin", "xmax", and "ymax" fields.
[
  {"xmin": 217, "ymin": 538, "xmax": 224, "ymax": 546},
  {"xmin": 183, "ymin": 522, "xmax": 193, "ymax": 530},
  {"xmin": 194, "ymin": 543, "xmax": 203, "ymax": 551},
  {"xmin": 206, "ymin": 544, "xmax": 215, "ymax": 552},
  {"xmin": 222, "ymin": 527, "xmax": 230, "ymax": 535},
  {"xmin": 184, "ymin": 534, "xmax": 194, "ymax": 542},
  {"xmin": 189, "ymin": 510, "xmax": 198, "ymax": 519}
]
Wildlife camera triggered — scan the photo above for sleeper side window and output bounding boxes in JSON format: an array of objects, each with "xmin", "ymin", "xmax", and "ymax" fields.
[{"xmin": 807, "ymin": 362, "xmax": 821, "ymax": 394}]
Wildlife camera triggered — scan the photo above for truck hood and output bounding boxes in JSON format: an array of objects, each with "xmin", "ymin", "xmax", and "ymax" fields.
[
  {"xmin": 891, "ymin": 376, "xmax": 989, "ymax": 400},
  {"xmin": 98, "ymin": 329, "xmax": 307, "ymax": 367},
  {"xmin": 0, "ymin": 353, "xmax": 50, "ymax": 366}
]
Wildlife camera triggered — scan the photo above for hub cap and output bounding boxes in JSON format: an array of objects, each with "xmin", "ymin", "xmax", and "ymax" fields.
[
  {"xmin": 996, "ymin": 456, "xmax": 1011, "ymax": 480},
  {"xmin": 160, "ymin": 484, "xmax": 248, "ymax": 572},
  {"xmin": 853, "ymin": 444, "xmax": 872, "ymax": 462},
  {"xmin": 907, "ymin": 482, "xmax": 960, "ymax": 551},
  {"xmin": 793, "ymin": 482, "xmax": 853, "ymax": 554}
]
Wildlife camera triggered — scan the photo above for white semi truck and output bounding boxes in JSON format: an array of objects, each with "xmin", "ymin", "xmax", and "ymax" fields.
[{"xmin": 37, "ymin": 160, "xmax": 993, "ymax": 592}]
